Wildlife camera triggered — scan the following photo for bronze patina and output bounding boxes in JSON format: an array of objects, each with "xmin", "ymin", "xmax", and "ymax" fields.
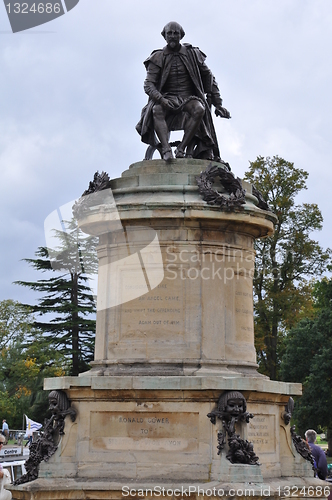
[{"xmin": 136, "ymin": 22, "xmax": 230, "ymax": 162}]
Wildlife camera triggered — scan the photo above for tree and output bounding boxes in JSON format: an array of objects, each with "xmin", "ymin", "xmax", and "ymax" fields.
[
  {"xmin": 16, "ymin": 220, "xmax": 98, "ymax": 376},
  {"xmin": 280, "ymin": 278, "xmax": 332, "ymax": 453},
  {"xmin": 244, "ymin": 156, "xmax": 330, "ymax": 380},
  {"xmin": 0, "ymin": 299, "xmax": 64, "ymax": 429},
  {"xmin": 0, "ymin": 299, "xmax": 35, "ymax": 351}
]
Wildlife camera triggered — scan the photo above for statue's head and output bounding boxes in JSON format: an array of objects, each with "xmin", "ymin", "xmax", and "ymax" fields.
[
  {"xmin": 217, "ymin": 391, "xmax": 247, "ymax": 418},
  {"xmin": 161, "ymin": 22, "xmax": 185, "ymax": 49},
  {"xmin": 48, "ymin": 390, "xmax": 70, "ymax": 413}
]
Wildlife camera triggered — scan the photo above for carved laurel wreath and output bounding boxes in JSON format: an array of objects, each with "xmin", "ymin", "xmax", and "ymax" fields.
[{"xmin": 196, "ymin": 163, "xmax": 247, "ymax": 209}]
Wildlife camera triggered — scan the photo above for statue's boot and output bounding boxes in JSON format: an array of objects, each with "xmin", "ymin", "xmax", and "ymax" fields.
[
  {"xmin": 175, "ymin": 146, "xmax": 185, "ymax": 158},
  {"xmin": 162, "ymin": 146, "xmax": 173, "ymax": 162}
]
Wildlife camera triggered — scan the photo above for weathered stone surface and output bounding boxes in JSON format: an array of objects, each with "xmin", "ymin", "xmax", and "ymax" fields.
[
  {"xmin": 10, "ymin": 476, "xmax": 328, "ymax": 500},
  {"xmin": 44, "ymin": 375, "xmax": 302, "ymax": 395},
  {"xmin": 31, "ymin": 383, "xmax": 309, "ymax": 486},
  {"xmin": 8, "ymin": 160, "xmax": 320, "ymax": 499},
  {"xmin": 76, "ymin": 159, "xmax": 275, "ymax": 377}
]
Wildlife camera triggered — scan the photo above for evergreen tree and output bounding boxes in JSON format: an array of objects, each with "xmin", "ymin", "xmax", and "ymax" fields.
[
  {"xmin": 244, "ymin": 156, "xmax": 330, "ymax": 379},
  {"xmin": 16, "ymin": 220, "xmax": 98, "ymax": 376}
]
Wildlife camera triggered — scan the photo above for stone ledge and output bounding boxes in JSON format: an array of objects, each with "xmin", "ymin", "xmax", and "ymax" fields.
[
  {"xmin": 9, "ymin": 477, "xmax": 327, "ymax": 499},
  {"xmin": 44, "ymin": 375, "xmax": 302, "ymax": 396}
]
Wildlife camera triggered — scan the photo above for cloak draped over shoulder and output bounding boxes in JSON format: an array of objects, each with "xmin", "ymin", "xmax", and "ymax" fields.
[{"xmin": 136, "ymin": 43, "xmax": 224, "ymax": 160}]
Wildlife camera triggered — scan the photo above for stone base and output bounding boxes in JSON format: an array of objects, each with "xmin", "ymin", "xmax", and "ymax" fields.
[
  {"xmin": 8, "ymin": 374, "xmax": 318, "ymax": 500},
  {"xmin": 34, "ymin": 375, "xmax": 310, "ymax": 482},
  {"xmin": 215, "ymin": 454, "xmax": 264, "ymax": 482},
  {"xmin": 9, "ymin": 477, "xmax": 330, "ymax": 500}
]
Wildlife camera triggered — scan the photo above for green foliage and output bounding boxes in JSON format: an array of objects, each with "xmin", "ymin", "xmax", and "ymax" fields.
[
  {"xmin": 280, "ymin": 279, "xmax": 332, "ymax": 448},
  {"xmin": 0, "ymin": 391, "xmax": 18, "ymax": 425},
  {"xmin": 0, "ymin": 299, "xmax": 35, "ymax": 350},
  {"xmin": 244, "ymin": 156, "xmax": 331, "ymax": 380},
  {"xmin": 312, "ymin": 277, "xmax": 332, "ymax": 310},
  {"xmin": 0, "ymin": 299, "xmax": 64, "ymax": 429},
  {"xmin": 15, "ymin": 220, "xmax": 98, "ymax": 376}
]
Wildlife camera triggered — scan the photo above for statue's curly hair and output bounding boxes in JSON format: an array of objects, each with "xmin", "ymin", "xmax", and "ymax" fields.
[
  {"xmin": 217, "ymin": 391, "xmax": 247, "ymax": 413},
  {"xmin": 48, "ymin": 390, "xmax": 70, "ymax": 412},
  {"xmin": 161, "ymin": 22, "xmax": 185, "ymax": 40}
]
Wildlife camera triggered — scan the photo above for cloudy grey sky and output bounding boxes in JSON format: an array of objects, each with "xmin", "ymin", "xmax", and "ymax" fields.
[{"xmin": 0, "ymin": 0, "xmax": 331, "ymax": 303}]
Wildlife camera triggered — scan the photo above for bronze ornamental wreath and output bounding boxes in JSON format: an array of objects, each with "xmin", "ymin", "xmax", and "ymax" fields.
[
  {"xmin": 196, "ymin": 163, "xmax": 247, "ymax": 209},
  {"xmin": 196, "ymin": 163, "xmax": 271, "ymax": 211}
]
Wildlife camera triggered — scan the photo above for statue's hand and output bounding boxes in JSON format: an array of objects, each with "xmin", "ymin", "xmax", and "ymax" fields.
[
  {"xmin": 160, "ymin": 97, "xmax": 174, "ymax": 111},
  {"xmin": 215, "ymin": 106, "xmax": 231, "ymax": 119}
]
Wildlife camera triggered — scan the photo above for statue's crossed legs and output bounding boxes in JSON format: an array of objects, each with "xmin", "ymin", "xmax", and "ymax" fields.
[{"xmin": 152, "ymin": 98, "xmax": 205, "ymax": 161}]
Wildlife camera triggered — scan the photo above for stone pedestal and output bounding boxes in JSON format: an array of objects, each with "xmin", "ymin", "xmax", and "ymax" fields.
[
  {"xmin": 9, "ymin": 160, "xmax": 328, "ymax": 499},
  {"xmin": 81, "ymin": 159, "xmax": 275, "ymax": 377}
]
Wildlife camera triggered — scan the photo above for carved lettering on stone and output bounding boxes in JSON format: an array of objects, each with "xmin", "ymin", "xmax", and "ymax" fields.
[{"xmin": 90, "ymin": 412, "xmax": 199, "ymax": 453}]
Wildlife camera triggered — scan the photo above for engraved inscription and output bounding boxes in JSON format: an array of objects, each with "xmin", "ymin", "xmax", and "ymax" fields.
[
  {"xmin": 235, "ymin": 308, "xmax": 253, "ymax": 314},
  {"xmin": 90, "ymin": 412, "xmax": 199, "ymax": 452},
  {"xmin": 120, "ymin": 280, "xmax": 185, "ymax": 338},
  {"xmin": 247, "ymin": 415, "xmax": 276, "ymax": 454}
]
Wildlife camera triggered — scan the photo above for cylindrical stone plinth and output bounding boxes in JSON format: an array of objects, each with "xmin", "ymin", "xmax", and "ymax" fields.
[{"xmin": 78, "ymin": 159, "xmax": 276, "ymax": 376}]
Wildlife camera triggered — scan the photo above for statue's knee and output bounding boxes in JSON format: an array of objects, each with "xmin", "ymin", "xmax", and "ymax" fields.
[
  {"xmin": 192, "ymin": 102, "xmax": 205, "ymax": 120},
  {"xmin": 152, "ymin": 104, "xmax": 164, "ymax": 120},
  {"xmin": 196, "ymin": 103, "xmax": 205, "ymax": 118}
]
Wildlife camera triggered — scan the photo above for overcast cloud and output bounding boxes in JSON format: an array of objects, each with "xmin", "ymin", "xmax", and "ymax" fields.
[{"xmin": 0, "ymin": 0, "xmax": 331, "ymax": 303}]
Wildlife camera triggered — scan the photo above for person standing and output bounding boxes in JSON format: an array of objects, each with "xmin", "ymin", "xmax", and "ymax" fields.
[
  {"xmin": 305, "ymin": 429, "xmax": 328, "ymax": 480},
  {"xmin": 1, "ymin": 421, "xmax": 8, "ymax": 445}
]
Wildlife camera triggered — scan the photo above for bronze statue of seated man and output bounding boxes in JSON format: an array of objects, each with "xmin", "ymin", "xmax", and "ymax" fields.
[{"xmin": 136, "ymin": 22, "xmax": 230, "ymax": 162}]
